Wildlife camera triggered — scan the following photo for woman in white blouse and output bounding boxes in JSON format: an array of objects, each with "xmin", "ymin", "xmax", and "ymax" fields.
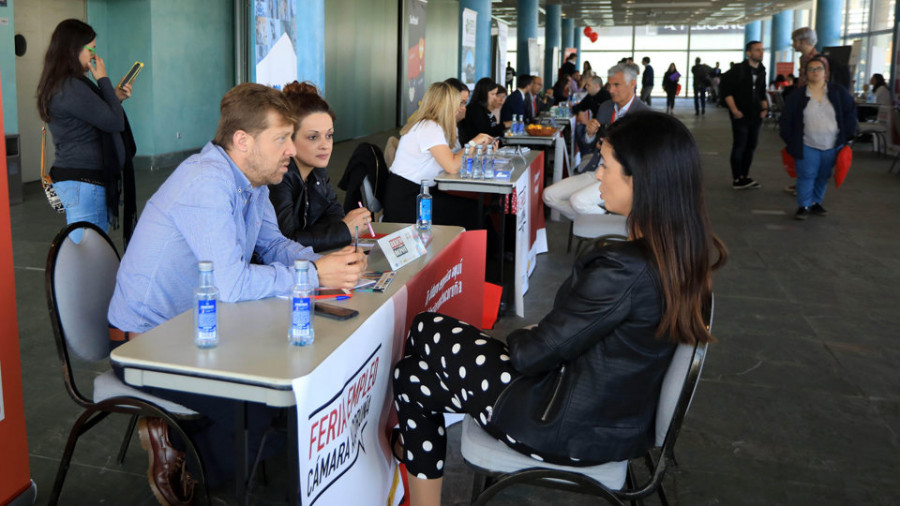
[{"xmin": 383, "ymin": 81, "xmax": 494, "ymax": 227}]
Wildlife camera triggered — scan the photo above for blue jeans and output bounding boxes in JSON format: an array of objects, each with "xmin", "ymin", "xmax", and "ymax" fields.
[
  {"xmin": 54, "ymin": 180, "xmax": 107, "ymax": 242},
  {"xmin": 795, "ymin": 144, "xmax": 838, "ymax": 208}
]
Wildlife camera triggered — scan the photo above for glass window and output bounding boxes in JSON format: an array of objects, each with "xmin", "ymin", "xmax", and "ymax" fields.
[
  {"xmin": 591, "ymin": 26, "xmax": 635, "ymax": 51},
  {"xmin": 871, "ymin": 0, "xmax": 896, "ymax": 31},
  {"xmin": 634, "ymin": 25, "xmax": 687, "ymax": 50},
  {"xmin": 843, "ymin": 0, "xmax": 872, "ymax": 35}
]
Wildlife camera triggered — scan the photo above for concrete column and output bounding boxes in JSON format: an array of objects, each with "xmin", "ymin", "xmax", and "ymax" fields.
[
  {"xmin": 517, "ymin": 0, "xmax": 539, "ymax": 76},
  {"xmin": 814, "ymin": 0, "xmax": 842, "ymax": 50},
  {"xmin": 744, "ymin": 20, "xmax": 762, "ymax": 46},
  {"xmin": 770, "ymin": 10, "xmax": 794, "ymax": 74},
  {"xmin": 574, "ymin": 24, "xmax": 583, "ymax": 70},
  {"xmin": 459, "ymin": 0, "xmax": 493, "ymax": 81},
  {"xmin": 761, "ymin": 19, "xmax": 772, "ymax": 48},
  {"xmin": 544, "ymin": 4, "xmax": 562, "ymax": 85},
  {"xmin": 562, "ymin": 18, "xmax": 574, "ymax": 52}
]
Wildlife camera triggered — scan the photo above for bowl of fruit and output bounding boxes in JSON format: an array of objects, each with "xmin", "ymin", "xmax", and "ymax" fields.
[{"xmin": 525, "ymin": 124, "xmax": 558, "ymax": 137}]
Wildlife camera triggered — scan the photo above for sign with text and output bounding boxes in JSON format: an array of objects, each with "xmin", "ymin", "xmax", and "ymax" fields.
[{"xmin": 377, "ymin": 225, "xmax": 427, "ymax": 271}]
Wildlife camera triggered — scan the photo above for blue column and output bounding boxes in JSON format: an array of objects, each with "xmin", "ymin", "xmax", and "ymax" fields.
[
  {"xmin": 770, "ymin": 10, "xmax": 794, "ymax": 74},
  {"xmin": 574, "ymin": 25, "xmax": 583, "ymax": 70},
  {"xmin": 761, "ymin": 19, "xmax": 772, "ymax": 47},
  {"xmin": 517, "ymin": 0, "xmax": 539, "ymax": 76},
  {"xmin": 544, "ymin": 4, "xmax": 562, "ymax": 85},
  {"xmin": 562, "ymin": 18, "xmax": 574, "ymax": 52},
  {"xmin": 815, "ymin": 0, "xmax": 842, "ymax": 50},
  {"xmin": 459, "ymin": 0, "xmax": 493, "ymax": 82},
  {"xmin": 744, "ymin": 20, "xmax": 761, "ymax": 46}
]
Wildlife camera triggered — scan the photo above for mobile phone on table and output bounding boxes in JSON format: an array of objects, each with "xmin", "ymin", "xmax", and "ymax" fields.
[
  {"xmin": 315, "ymin": 302, "xmax": 359, "ymax": 320},
  {"xmin": 118, "ymin": 61, "xmax": 144, "ymax": 89}
]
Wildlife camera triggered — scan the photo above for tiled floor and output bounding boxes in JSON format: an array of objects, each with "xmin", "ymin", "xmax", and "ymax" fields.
[{"xmin": 12, "ymin": 99, "xmax": 900, "ymax": 505}]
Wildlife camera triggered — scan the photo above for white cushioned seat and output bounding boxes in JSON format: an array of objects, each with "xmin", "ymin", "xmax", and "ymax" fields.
[
  {"xmin": 93, "ymin": 370, "xmax": 198, "ymax": 416},
  {"xmin": 572, "ymin": 213, "xmax": 628, "ymax": 241},
  {"xmin": 460, "ymin": 416, "xmax": 628, "ymax": 491}
]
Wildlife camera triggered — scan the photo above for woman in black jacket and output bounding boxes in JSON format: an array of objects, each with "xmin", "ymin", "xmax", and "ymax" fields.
[
  {"xmin": 269, "ymin": 81, "xmax": 372, "ymax": 251},
  {"xmin": 37, "ymin": 19, "xmax": 135, "ymax": 243},
  {"xmin": 779, "ymin": 56, "xmax": 857, "ymax": 220},
  {"xmin": 663, "ymin": 63, "xmax": 680, "ymax": 114},
  {"xmin": 460, "ymin": 78, "xmax": 506, "ymax": 145},
  {"xmin": 393, "ymin": 111, "xmax": 727, "ymax": 505}
]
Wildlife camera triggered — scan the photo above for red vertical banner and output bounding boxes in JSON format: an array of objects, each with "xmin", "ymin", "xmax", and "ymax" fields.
[
  {"xmin": 528, "ymin": 152, "xmax": 546, "ymax": 247},
  {"xmin": 0, "ymin": 71, "xmax": 32, "ymax": 502},
  {"xmin": 403, "ymin": 230, "xmax": 486, "ymax": 332}
]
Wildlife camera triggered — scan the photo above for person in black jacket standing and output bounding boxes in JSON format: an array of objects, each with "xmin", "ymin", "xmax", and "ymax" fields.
[
  {"xmin": 392, "ymin": 111, "xmax": 727, "ymax": 505},
  {"xmin": 720, "ymin": 41, "xmax": 768, "ymax": 190},
  {"xmin": 779, "ymin": 56, "xmax": 856, "ymax": 220},
  {"xmin": 269, "ymin": 82, "xmax": 372, "ymax": 252}
]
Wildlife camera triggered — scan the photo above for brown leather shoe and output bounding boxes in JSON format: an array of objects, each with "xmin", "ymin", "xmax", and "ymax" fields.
[{"xmin": 138, "ymin": 417, "xmax": 196, "ymax": 505}]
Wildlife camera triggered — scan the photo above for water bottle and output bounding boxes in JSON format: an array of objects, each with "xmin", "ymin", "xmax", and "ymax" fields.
[
  {"xmin": 514, "ymin": 115, "xmax": 523, "ymax": 135},
  {"xmin": 416, "ymin": 180, "xmax": 433, "ymax": 240},
  {"xmin": 288, "ymin": 260, "xmax": 315, "ymax": 346},
  {"xmin": 461, "ymin": 142, "xmax": 474, "ymax": 179},
  {"xmin": 484, "ymin": 145, "xmax": 495, "ymax": 179},
  {"xmin": 194, "ymin": 261, "xmax": 220, "ymax": 348},
  {"xmin": 473, "ymin": 145, "xmax": 484, "ymax": 179}
]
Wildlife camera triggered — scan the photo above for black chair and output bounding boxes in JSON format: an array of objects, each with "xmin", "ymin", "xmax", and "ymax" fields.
[
  {"xmin": 461, "ymin": 298, "xmax": 714, "ymax": 505},
  {"xmin": 45, "ymin": 222, "xmax": 209, "ymax": 505}
]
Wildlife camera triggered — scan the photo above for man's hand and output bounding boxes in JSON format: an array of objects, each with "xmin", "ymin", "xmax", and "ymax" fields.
[
  {"xmin": 759, "ymin": 109, "xmax": 768, "ymax": 119},
  {"xmin": 314, "ymin": 246, "xmax": 367, "ymax": 289},
  {"xmin": 731, "ymin": 109, "xmax": 744, "ymax": 119},
  {"xmin": 586, "ymin": 118, "xmax": 601, "ymax": 137},
  {"xmin": 115, "ymin": 83, "xmax": 132, "ymax": 102}
]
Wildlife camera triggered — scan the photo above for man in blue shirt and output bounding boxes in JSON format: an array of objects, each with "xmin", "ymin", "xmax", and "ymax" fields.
[{"xmin": 108, "ymin": 83, "xmax": 367, "ymax": 503}]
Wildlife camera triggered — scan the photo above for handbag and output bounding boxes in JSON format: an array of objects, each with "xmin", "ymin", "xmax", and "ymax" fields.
[
  {"xmin": 781, "ymin": 148, "xmax": 797, "ymax": 178},
  {"xmin": 41, "ymin": 125, "xmax": 66, "ymax": 213},
  {"xmin": 834, "ymin": 144, "xmax": 852, "ymax": 188}
]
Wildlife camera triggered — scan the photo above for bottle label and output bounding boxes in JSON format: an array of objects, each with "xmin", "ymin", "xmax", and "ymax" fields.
[
  {"xmin": 197, "ymin": 299, "xmax": 217, "ymax": 339},
  {"xmin": 418, "ymin": 199, "xmax": 432, "ymax": 223},
  {"xmin": 292, "ymin": 296, "xmax": 312, "ymax": 331}
]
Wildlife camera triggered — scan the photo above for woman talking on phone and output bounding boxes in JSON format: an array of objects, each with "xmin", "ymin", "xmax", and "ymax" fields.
[{"xmin": 37, "ymin": 19, "xmax": 136, "ymax": 242}]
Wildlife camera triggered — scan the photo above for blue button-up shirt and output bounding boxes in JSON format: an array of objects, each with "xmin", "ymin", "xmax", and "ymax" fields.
[{"xmin": 109, "ymin": 142, "xmax": 320, "ymax": 333}]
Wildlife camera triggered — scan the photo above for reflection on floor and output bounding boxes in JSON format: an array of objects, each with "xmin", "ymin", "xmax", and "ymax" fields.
[{"xmin": 14, "ymin": 99, "xmax": 900, "ymax": 505}]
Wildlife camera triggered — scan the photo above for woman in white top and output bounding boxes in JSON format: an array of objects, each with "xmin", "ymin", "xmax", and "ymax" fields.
[
  {"xmin": 383, "ymin": 81, "xmax": 493, "ymax": 227},
  {"xmin": 870, "ymin": 74, "xmax": 892, "ymax": 106}
]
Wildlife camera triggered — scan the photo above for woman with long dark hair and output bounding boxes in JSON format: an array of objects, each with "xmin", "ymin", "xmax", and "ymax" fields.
[
  {"xmin": 37, "ymin": 19, "xmax": 135, "ymax": 242},
  {"xmin": 460, "ymin": 77, "xmax": 505, "ymax": 145},
  {"xmin": 663, "ymin": 63, "xmax": 680, "ymax": 114},
  {"xmin": 392, "ymin": 111, "xmax": 727, "ymax": 506},
  {"xmin": 870, "ymin": 73, "xmax": 892, "ymax": 106},
  {"xmin": 268, "ymin": 81, "xmax": 371, "ymax": 251}
]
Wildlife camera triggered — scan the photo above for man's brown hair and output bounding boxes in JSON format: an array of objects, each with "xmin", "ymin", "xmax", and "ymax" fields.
[{"xmin": 213, "ymin": 83, "xmax": 296, "ymax": 150}]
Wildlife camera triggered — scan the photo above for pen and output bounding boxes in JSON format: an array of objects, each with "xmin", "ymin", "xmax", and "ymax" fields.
[
  {"xmin": 354, "ymin": 226, "xmax": 359, "ymax": 253},
  {"xmin": 313, "ymin": 294, "xmax": 352, "ymax": 301},
  {"xmin": 358, "ymin": 201, "xmax": 376, "ymax": 238}
]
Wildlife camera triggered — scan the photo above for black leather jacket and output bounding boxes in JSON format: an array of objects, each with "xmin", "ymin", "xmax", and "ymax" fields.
[
  {"xmin": 268, "ymin": 159, "xmax": 350, "ymax": 252},
  {"xmin": 491, "ymin": 240, "xmax": 676, "ymax": 464}
]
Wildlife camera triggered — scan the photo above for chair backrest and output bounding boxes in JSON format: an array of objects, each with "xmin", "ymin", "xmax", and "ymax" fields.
[
  {"xmin": 653, "ymin": 294, "xmax": 714, "ymax": 446},
  {"xmin": 384, "ymin": 136, "xmax": 399, "ymax": 168},
  {"xmin": 46, "ymin": 222, "xmax": 121, "ymax": 405},
  {"xmin": 361, "ymin": 176, "xmax": 383, "ymax": 217}
]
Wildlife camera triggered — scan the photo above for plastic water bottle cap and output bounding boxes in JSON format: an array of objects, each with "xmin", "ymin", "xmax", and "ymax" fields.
[
  {"xmin": 198, "ymin": 261, "xmax": 214, "ymax": 272},
  {"xmin": 295, "ymin": 259, "xmax": 310, "ymax": 270}
]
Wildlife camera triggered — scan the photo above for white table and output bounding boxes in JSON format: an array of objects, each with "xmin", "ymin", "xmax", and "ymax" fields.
[
  {"xmin": 434, "ymin": 150, "xmax": 548, "ymax": 317},
  {"xmin": 502, "ymin": 130, "xmax": 570, "ymax": 221},
  {"xmin": 110, "ymin": 223, "xmax": 484, "ymax": 505}
]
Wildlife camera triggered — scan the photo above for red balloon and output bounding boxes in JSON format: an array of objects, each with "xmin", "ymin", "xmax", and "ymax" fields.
[
  {"xmin": 583, "ymin": 26, "xmax": 593, "ymax": 36},
  {"xmin": 589, "ymin": 33, "xmax": 598, "ymax": 43}
]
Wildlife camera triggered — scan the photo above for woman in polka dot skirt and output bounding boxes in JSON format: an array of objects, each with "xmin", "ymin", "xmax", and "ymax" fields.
[{"xmin": 393, "ymin": 111, "xmax": 728, "ymax": 506}]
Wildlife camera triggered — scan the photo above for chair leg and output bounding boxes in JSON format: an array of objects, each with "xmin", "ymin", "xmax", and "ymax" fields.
[
  {"xmin": 891, "ymin": 152, "xmax": 900, "ymax": 173},
  {"xmin": 566, "ymin": 221, "xmax": 574, "ymax": 253},
  {"xmin": 49, "ymin": 408, "xmax": 112, "ymax": 505},
  {"xmin": 117, "ymin": 414, "xmax": 139, "ymax": 465}
]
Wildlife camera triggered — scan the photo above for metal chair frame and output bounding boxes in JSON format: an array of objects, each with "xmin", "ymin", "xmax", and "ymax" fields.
[
  {"xmin": 45, "ymin": 222, "xmax": 209, "ymax": 505},
  {"xmin": 465, "ymin": 299, "xmax": 714, "ymax": 506}
]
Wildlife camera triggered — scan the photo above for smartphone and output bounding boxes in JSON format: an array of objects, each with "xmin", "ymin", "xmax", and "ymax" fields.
[
  {"xmin": 315, "ymin": 302, "xmax": 359, "ymax": 320},
  {"xmin": 118, "ymin": 61, "xmax": 144, "ymax": 89}
]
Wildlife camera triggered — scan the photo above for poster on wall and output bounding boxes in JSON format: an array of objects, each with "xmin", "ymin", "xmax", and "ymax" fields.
[
  {"xmin": 461, "ymin": 8, "xmax": 477, "ymax": 86},
  {"xmin": 254, "ymin": 0, "xmax": 297, "ymax": 88},
  {"xmin": 496, "ymin": 21, "xmax": 509, "ymax": 83},
  {"xmin": 403, "ymin": 0, "xmax": 428, "ymax": 122},
  {"xmin": 528, "ymin": 38, "xmax": 542, "ymax": 76}
]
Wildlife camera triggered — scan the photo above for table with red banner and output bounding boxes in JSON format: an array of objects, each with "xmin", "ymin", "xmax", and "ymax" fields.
[
  {"xmin": 111, "ymin": 223, "xmax": 485, "ymax": 505},
  {"xmin": 435, "ymin": 149, "xmax": 548, "ymax": 317}
]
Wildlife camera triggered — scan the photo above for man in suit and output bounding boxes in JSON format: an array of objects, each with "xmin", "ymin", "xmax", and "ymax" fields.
[
  {"xmin": 543, "ymin": 63, "xmax": 649, "ymax": 220},
  {"xmin": 524, "ymin": 75, "xmax": 546, "ymax": 122},
  {"xmin": 500, "ymin": 74, "xmax": 532, "ymax": 128}
]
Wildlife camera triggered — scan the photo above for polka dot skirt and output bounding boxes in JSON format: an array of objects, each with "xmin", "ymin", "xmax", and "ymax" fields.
[{"xmin": 392, "ymin": 312, "xmax": 554, "ymax": 479}]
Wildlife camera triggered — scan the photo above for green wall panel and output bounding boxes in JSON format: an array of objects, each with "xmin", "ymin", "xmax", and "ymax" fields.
[
  {"xmin": 325, "ymin": 0, "xmax": 399, "ymax": 142},
  {"xmin": 423, "ymin": 0, "xmax": 459, "ymax": 87}
]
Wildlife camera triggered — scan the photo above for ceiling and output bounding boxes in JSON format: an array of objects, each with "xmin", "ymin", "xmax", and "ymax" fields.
[{"xmin": 489, "ymin": 0, "xmax": 813, "ymax": 28}]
